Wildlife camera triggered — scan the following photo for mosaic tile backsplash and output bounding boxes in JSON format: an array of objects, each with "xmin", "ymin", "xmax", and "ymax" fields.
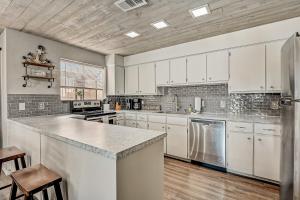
[
  {"xmin": 108, "ymin": 84, "xmax": 281, "ymax": 116},
  {"xmin": 8, "ymin": 94, "xmax": 70, "ymax": 118}
]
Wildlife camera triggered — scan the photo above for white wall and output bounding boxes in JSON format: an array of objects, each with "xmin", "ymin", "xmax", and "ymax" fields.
[
  {"xmin": 124, "ymin": 16, "xmax": 300, "ymax": 66},
  {"xmin": 5, "ymin": 28, "xmax": 106, "ymax": 95}
]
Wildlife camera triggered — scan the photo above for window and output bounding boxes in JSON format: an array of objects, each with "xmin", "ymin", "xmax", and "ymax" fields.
[{"xmin": 60, "ymin": 59, "xmax": 105, "ymax": 101}]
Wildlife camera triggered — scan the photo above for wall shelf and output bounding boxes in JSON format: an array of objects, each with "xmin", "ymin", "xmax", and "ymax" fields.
[{"xmin": 22, "ymin": 61, "xmax": 55, "ymax": 69}]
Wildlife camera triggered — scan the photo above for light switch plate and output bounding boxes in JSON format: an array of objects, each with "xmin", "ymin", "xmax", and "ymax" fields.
[
  {"xmin": 220, "ymin": 100, "xmax": 226, "ymax": 108},
  {"xmin": 19, "ymin": 102, "xmax": 25, "ymax": 111},
  {"xmin": 38, "ymin": 102, "xmax": 45, "ymax": 110}
]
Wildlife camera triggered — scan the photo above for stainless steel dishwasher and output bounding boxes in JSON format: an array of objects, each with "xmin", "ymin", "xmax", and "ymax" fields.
[{"xmin": 189, "ymin": 118, "xmax": 226, "ymax": 168}]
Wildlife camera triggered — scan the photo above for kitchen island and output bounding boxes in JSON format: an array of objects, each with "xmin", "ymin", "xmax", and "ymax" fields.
[{"xmin": 6, "ymin": 115, "xmax": 166, "ymax": 200}]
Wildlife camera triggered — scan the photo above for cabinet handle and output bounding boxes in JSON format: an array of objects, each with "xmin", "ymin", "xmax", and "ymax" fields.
[
  {"xmin": 209, "ymin": 77, "xmax": 212, "ymax": 80},
  {"xmin": 260, "ymin": 86, "xmax": 264, "ymax": 89},
  {"xmin": 202, "ymin": 78, "xmax": 205, "ymax": 81},
  {"xmin": 171, "ymin": 80, "xmax": 173, "ymax": 83},
  {"xmin": 258, "ymin": 138, "xmax": 262, "ymax": 141},
  {"xmin": 263, "ymin": 128, "xmax": 275, "ymax": 132},
  {"xmin": 270, "ymin": 86, "xmax": 274, "ymax": 89},
  {"xmin": 162, "ymin": 126, "xmax": 165, "ymax": 129},
  {"xmin": 168, "ymin": 126, "xmax": 170, "ymax": 130},
  {"xmin": 247, "ymin": 137, "xmax": 252, "ymax": 140},
  {"xmin": 237, "ymin": 126, "xmax": 246, "ymax": 129}
]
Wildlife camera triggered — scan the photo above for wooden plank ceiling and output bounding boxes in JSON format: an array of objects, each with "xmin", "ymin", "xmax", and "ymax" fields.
[{"xmin": 1, "ymin": 0, "xmax": 300, "ymax": 56}]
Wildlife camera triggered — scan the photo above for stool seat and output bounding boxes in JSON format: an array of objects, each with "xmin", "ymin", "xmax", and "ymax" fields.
[
  {"xmin": 0, "ymin": 147, "xmax": 25, "ymax": 162},
  {"xmin": 11, "ymin": 164, "xmax": 62, "ymax": 196}
]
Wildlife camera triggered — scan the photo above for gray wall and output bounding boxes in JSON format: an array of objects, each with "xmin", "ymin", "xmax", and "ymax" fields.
[{"xmin": 108, "ymin": 84, "xmax": 281, "ymax": 116}]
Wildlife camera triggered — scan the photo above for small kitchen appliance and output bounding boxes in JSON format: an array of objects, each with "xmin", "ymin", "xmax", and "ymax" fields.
[
  {"xmin": 132, "ymin": 98, "xmax": 142, "ymax": 110},
  {"xmin": 194, "ymin": 97, "xmax": 202, "ymax": 113}
]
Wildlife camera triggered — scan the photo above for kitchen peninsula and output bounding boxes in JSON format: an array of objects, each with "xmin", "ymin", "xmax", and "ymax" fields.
[{"xmin": 6, "ymin": 115, "xmax": 166, "ymax": 200}]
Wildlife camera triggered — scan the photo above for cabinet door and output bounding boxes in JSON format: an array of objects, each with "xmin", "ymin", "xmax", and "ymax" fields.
[
  {"xmin": 125, "ymin": 120, "xmax": 136, "ymax": 128},
  {"xmin": 156, "ymin": 60, "xmax": 169, "ymax": 86},
  {"xmin": 148, "ymin": 122, "xmax": 167, "ymax": 154},
  {"xmin": 187, "ymin": 54, "xmax": 206, "ymax": 84},
  {"xmin": 116, "ymin": 120, "xmax": 125, "ymax": 126},
  {"xmin": 139, "ymin": 63, "xmax": 156, "ymax": 94},
  {"xmin": 167, "ymin": 125, "xmax": 188, "ymax": 159},
  {"xmin": 136, "ymin": 121, "xmax": 148, "ymax": 129},
  {"xmin": 207, "ymin": 50, "xmax": 229, "ymax": 82},
  {"xmin": 266, "ymin": 41, "xmax": 285, "ymax": 92},
  {"xmin": 125, "ymin": 66, "xmax": 139, "ymax": 95},
  {"xmin": 227, "ymin": 132, "xmax": 253, "ymax": 175},
  {"xmin": 229, "ymin": 44, "xmax": 266, "ymax": 93},
  {"xmin": 254, "ymin": 134, "xmax": 281, "ymax": 181},
  {"xmin": 170, "ymin": 57, "xmax": 187, "ymax": 85},
  {"xmin": 115, "ymin": 66, "xmax": 125, "ymax": 95}
]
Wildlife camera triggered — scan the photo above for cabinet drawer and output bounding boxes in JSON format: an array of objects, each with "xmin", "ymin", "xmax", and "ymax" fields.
[
  {"xmin": 254, "ymin": 123, "xmax": 281, "ymax": 136},
  {"xmin": 167, "ymin": 116, "xmax": 187, "ymax": 126},
  {"xmin": 148, "ymin": 115, "xmax": 166, "ymax": 123},
  {"xmin": 125, "ymin": 113, "xmax": 136, "ymax": 120},
  {"xmin": 228, "ymin": 122, "xmax": 253, "ymax": 133},
  {"xmin": 137, "ymin": 114, "xmax": 148, "ymax": 121}
]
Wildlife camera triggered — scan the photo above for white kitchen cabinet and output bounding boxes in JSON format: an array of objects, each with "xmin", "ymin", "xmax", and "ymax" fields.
[
  {"xmin": 156, "ymin": 60, "xmax": 170, "ymax": 86},
  {"xmin": 166, "ymin": 124, "xmax": 188, "ymax": 159},
  {"xmin": 266, "ymin": 41, "xmax": 285, "ymax": 92},
  {"xmin": 139, "ymin": 63, "xmax": 156, "ymax": 94},
  {"xmin": 186, "ymin": 54, "xmax": 206, "ymax": 84},
  {"xmin": 136, "ymin": 121, "xmax": 148, "ymax": 129},
  {"xmin": 148, "ymin": 122, "xmax": 167, "ymax": 154},
  {"xmin": 227, "ymin": 131, "xmax": 253, "ymax": 175},
  {"xmin": 229, "ymin": 44, "xmax": 266, "ymax": 93},
  {"xmin": 254, "ymin": 134, "xmax": 281, "ymax": 181},
  {"xmin": 207, "ymin": 50, "xmax": 229, "ymax": 83},
  {"xmin": 115, "ymin": 66, "xmax": 125, "ymax": 95},
  {"xmin": 170, "ymin": 57, "xmax": 187, "ymax": 85},
  {"xmin": 125, "ymin": 66, "xmax": 139, "ymax": 95},
  {"xmin": 116, "ymin": 120, "xmax": 125, "ymax": 126},
  {"xmin": 125, "ymin": 120, "xmax": 136, "ymax": 128}
]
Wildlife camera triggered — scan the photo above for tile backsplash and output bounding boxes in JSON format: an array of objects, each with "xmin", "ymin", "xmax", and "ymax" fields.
[
  {"xmin": 8, "ymin": 94, "xmax": 70, "ymax": 118},
  {"xmin": 108, "ymin": 84, "xmax": 281, "ymax": 116}
]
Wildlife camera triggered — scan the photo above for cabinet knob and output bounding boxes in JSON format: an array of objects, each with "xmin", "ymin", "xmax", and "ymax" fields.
[
  {"xmin": 270, "ymin": 86, "xmax": 274, "ymax": 89},
  {"xmin": 162, "ymin": 126, "xmax": 165, "ymax": 129},
  {"xmin": 202, "ymin": 78, "xmax": 205, "ymax": 81},
  {"xmin": 247, "ymin": 137, "xmax": 252, "ymax": 140},
  {"xmin": 260, "ymin": 86, "xmax": 264, "ymax": 89},
  {"xmin": 168, "ymin": 126, "xmax": 170, "ymax": 130},
  {"xmin": 258, "ymin": 138, "xmax": 262, "ymax": 141},
  {"xmin": 209, "ymin": 77, "xmax": 212, "ymax": 80}
]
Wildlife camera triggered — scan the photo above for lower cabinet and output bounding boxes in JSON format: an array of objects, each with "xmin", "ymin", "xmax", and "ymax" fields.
[
  {"xmin": 227, "ymin": 132, "xmax": 254, "ymax": 175},
  {"xmin": 125, "ymin": 120, "xmax": 136, "ymax": 128},
  {"xmin": 148, "ymin": 122, "xmax": 167, "ymax": 154},
  {"xmin": 136, "ymin": 121, "xmax": 148, "ymax": 129},
  {"xmin": 254, "ymin": 134, "xmax": 281, "ymax": 181},
  {"xmin": 166, "ymin": 124, "xmax": 188, "ymax": 159}
]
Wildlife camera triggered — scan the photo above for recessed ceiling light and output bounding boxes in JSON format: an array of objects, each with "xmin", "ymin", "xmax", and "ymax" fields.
[
  {"xmin": 189, "ymin": 4, "xmax": 210, "ymax": 18},
  {"xmin": 151, "ymin": 20, "xmax": 169, "ymax": 29},
  {"xmin": 125, "ymin": 31, "xmax": 140, "ymax": 38}
]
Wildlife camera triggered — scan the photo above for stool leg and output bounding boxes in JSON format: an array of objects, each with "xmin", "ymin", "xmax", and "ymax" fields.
[
  {"xmin": 9, "ymin": 181, "xmax": 17, "ymax": 200},
  {"xmin": 20, "ymin": 156, "xmax": 26, "ymax": 169},
  {"xmin": 0, "ymin": 161, "xmax": 2, "ymax": 175},
  {"xmin": 24, "ymin": 194, "xmax": 33, "ymax": 200},
  {"xmin": 14, "ymin": 159, "xmax": 19, "ymax": 171},
  {"xmin": 42, "ymin": 189, "xmax": 49, "ymax": 200},
  {"xmin": 54, "ymin": 182, "xmax": 63, "ymax": 200}
]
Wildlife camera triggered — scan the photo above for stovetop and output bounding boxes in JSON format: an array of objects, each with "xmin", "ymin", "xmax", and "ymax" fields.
[{"xmin": 73, "ymin": 110, "xmax": 116, "ymax": 117}]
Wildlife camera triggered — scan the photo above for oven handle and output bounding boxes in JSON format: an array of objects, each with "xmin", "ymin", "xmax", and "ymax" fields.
[{"xmin": 86, "ymin": 116, "xmax": 104, "ymax": 121}]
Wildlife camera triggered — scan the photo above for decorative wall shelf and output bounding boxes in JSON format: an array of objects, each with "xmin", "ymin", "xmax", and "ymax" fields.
[{"xmin": 22, "ymin": 61, "xmax": 55, "ymax": 69}]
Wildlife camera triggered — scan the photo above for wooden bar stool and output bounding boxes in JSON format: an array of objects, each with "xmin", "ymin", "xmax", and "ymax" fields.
[
  {"xmin": 10, "ymin": 164, "xmax": 63, "ymax": 200},
  {"xmin": 0, "ymin": 146, "xmax": 26, "ymax": 190}
]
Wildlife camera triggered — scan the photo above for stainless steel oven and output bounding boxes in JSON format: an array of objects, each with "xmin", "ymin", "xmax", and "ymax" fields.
[
  {"xmin": 189, "ymin": 118, "xmax": 226, "ymax": 168},
  {"xmin": 86, "ymin": 115, "xmax": 117, "ymax": 124}
]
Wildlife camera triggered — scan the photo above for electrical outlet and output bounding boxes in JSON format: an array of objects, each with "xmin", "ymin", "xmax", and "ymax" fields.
[
  {"xmin": 220, "ymin": 100, "xmax": 226, "ymax": 108},
  {"xmin": 19, "ymin": 102, "xmax": 25, "ymax": 111},
  {"xmin": 38, "ymin": 102, "xmax": 45, "ymax": 110},
  {"xmin": 201, "ymin": 100, "xmax": 205, "ymax": 107}
]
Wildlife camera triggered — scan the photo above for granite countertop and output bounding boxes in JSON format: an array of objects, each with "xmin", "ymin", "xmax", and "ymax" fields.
[
  {"xmin": 117, "ymin": 110, "xmax": 281, "ymax": 124},
  {"xmin": 8, "ymin": 115, "xmax": 166, "ymax": 160}
]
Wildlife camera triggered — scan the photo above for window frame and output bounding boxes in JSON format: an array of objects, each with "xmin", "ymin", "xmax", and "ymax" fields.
[{"xmin": 60, "ymin": 58, "xmax": 106, "ymax": 101}]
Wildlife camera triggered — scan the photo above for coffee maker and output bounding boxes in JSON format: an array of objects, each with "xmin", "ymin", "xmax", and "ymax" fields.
[{"xmin": 132, "ymin": 98, "xmax": 142, "ymax": 110}]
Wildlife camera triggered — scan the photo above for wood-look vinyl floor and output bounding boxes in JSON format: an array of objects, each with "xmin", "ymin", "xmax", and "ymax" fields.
[{"xmin": 0, "ymin": 158, "xmax": 279, "ymax": 200}]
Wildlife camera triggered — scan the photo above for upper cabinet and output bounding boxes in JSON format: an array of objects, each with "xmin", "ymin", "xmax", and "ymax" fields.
[
  {"xmin": 207, "ymin": 50, "xmax": 229, "ymax": 83},
  {"xmin": 125, "ymin": 65, "xmax": 139, "ymax": 95},
  {"xmin": 187, "ymin": 54, "xmax": 206, "ymax": 84},
  {"xmin": 156, "ymin": 60, "xmax": 170, "ymax": 86},
  {"xmin": 139, "ymin": 63, "xmax": 156, "ymax": 94},
  {"xmin": 107, "ymin": 65, "xmax": 124, "ymax": 96},
  {"xmin": 229, "ymin": 44, "xmax": 266, "ymax": 93},
  {"xmin": 170, "ymin": 57, "xmax": 187, "ymax": 85},
  {"xmin": 266, "ymin": 41, "xmax": 285, "ymax": 92}
]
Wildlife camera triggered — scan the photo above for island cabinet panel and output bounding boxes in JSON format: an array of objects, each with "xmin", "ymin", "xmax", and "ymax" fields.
[
  {"xmin": 186, "ymin": 54, "xmax": 206, "ymax": 84},
  {"xmin": 125, "ymin": 120, "xmax": 136, "ymax": 128},
  {"xmin": 125, "ymin": 65, "xmax": 139, "ymax": 95},
  {"xmin": 227, "ymin": 131, "xmax": 254, "ymax": 175},
  {"xmin": 266, "ymin": 40, "xmax": 285, "ymax": 92},
  {"xmin": 136, "ymin": 121, "xmax": 148, "ymax": 129},
  {"xmin": 207, "ymin": 50, "xmax": 229, "ymax": 83},
  {"xmin": 254, "ymin": 134, "xmax": 281, "ymax": 181},
  {"xmin": 139, "ymin": 63, "xmax": 156, "ymax": 94},
  {"xmin": 166, "ymin": 124, "xmax": 188, "ymax": 159},
  {"xmin": 170, "ymin": 57, "xmax": 187, "ymax": 85},
  {"xmin": 155, "ymin": 60, "xmax": 170, "ymax": 86},
  {"xmin": 228, "ymin": 44, "xmax": 266, "ymax": 93}
]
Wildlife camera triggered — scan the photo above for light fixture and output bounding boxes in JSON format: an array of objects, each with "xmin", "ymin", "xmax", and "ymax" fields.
[
  {"xmin": 125, "ymin": 31, "xmax": 140, "ymax": 38},
  {"xmin": 189, "ymin": 4, "xmax": 210, "ymax": 18},
  {"xmin": 151, "ymin": 20, "xmax": 169, "ymax": 29}
]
